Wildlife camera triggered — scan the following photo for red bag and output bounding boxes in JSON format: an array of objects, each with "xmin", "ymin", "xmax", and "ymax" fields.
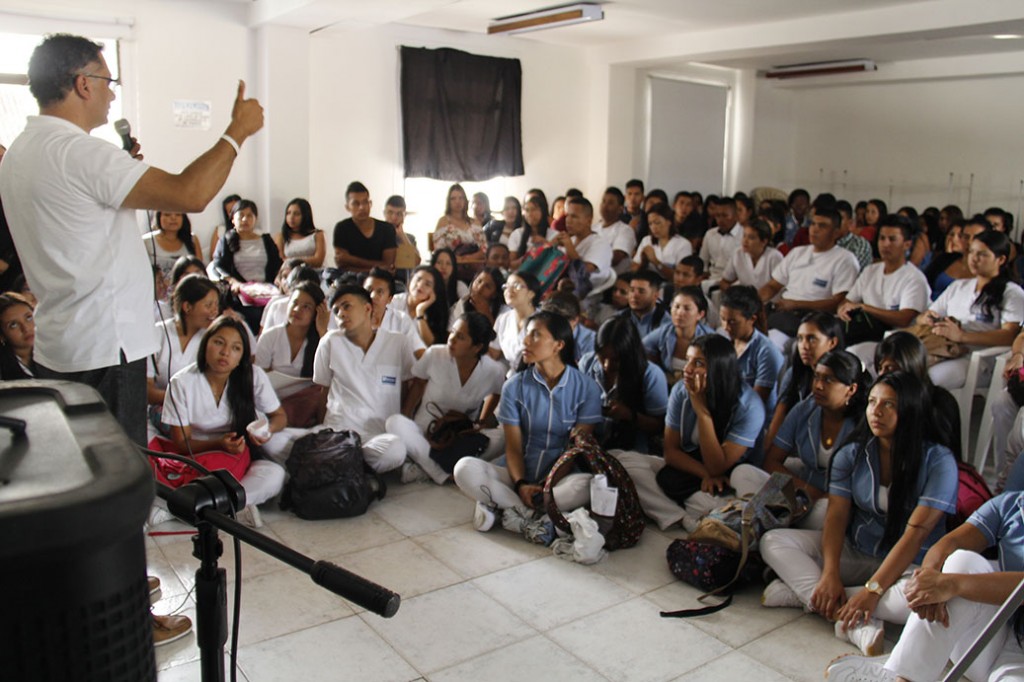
[
  {"xmin": 147, "ymin": 436, "xmax": 251, "ymax": 488},
  {"xmin": 949, "ymin": 461, "xmax": 993, "ymax": 531}
]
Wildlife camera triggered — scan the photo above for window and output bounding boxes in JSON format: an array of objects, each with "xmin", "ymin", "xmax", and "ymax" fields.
[{"xmin": 0, "ymin": 32, "xmax": 122, "ymax": 147}]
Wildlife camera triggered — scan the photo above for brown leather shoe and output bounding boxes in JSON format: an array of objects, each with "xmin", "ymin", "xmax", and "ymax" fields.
[
  {"xmin": 152, "ymin": 613, "xmax": 192, "ymax": 647},
  {"xmin": 148, "ymin": 576, "xmax": 161, "ymax": 605}
]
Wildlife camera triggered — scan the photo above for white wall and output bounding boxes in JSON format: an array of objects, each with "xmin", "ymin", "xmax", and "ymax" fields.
[{"xmin": 307, "ymin": 23, "xmax": 593, "ymax": 261}]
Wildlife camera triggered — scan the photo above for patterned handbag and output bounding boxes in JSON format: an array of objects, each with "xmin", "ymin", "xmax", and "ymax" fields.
[
  {"xmin": 517, "ymin": 245, "xmax": 569, "ymax": 296},
  {"xmin": 542, "ymin": 427, "xmax": 645, "ymax": 551}
]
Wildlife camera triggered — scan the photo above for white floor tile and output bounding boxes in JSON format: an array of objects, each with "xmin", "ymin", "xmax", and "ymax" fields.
[
  {"xmin": 740, "ymin": 612, "xmax": 862, "ymax": 682},
  {"xmin": 548, "ymin": 598, "xmax": 732, "ymax": 682},
  {"xmin": 414, "ymin": 523, "xmax": 550, "ymax": 579},
  {"xmin": 361, "ymin": 582, "xmax": 533, "ymax": 674},
  {"xmin": 158, "ymin": 531, "xmax": 294, "ymax": 586},
  {"xmin": 240, "ymin": 616, "xmax": 418, "ymax": 682},
  {"xmin": 268, "ymin": 511, "xmax": 404, "ymax": 558},
  {"xmin": 671, "ymin": 650, "xmax": 792, "ymax": 682},
  {"xmin": 158, "ymin": 657, "xmax": 249, "ymax": 681},
  {"xmin": 328, "ymin": 538, "xmax": 462, "ymax": 600},
  {"xmin": 431, "ymin": 635, "xmax": 609, "ymax": 682},
  {"xmin": 371, "ymin": 485, "xmax": 475, "ymax": 537},
  {"xmin": 591, "ymin": 528, "xmax": 677, "ymax": 595},
  {"xmin": 225, "ymin": 567, "xmax": 356, "ymax": 646},
  {"xmin": 644, "ymin": 582, "xmax": 804, "ymax": 648},
  {"xmin": 472, "ymin": 555, "xmax": 635, "ymax": 631}
]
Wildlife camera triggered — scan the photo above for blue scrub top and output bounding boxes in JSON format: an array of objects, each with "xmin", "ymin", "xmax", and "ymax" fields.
[
  {"xmin": 579, "ymin": 351, "xmax": 668, "ymax": 453},
  {"xmin": 665, "ymin": 380, "xmax": 766, "ymax": 464}
]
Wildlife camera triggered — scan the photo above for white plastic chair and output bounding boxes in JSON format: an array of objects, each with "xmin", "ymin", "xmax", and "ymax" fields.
[
  {"xmin": 945, "ymin": 346, "xmax": 1011, "ymax": 461},
  {"xmin": 972, "ymin": 349, "xmax": 1012, "ymax": 472}
]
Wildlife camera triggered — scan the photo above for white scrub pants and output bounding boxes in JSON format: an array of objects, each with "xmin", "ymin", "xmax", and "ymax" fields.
[
  {"xmin": 760, "ymin": 528, "xmax": 913, "ymax": 624},
  {"xmin": 452, "ymin": 458, "xmax": 591, "ymax": 512},
  {"xmin": 240, "ymin": 460, "xmax": 286, "ymax": 506},
  {"xmin": 991, "ymin": 391, "xmax": 1022, "ymax": 489},
  {"xmin": 929, "ymin": 354, "xmax": 996, "ymax": 391},
  {"xmin": 609, "ymin": 450, "xmax": 727, "ymax": 530},
  {"xmin": 384, "ymin": 414, "xmax": 451, "ymax": 484},
  {"xmin": 884, "ymin": 550, "xmax": 1024, "ymax": 682}
]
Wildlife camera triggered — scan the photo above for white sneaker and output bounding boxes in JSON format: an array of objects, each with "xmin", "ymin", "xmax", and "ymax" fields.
[
  {"xmin": 235, "ymin": 505, "xmax": 263, "ymax": 529},
  {"xmin": 145, "ymin": 505, "xmax": 175, "ymax": 529},
  {"xmin": 761, "ymin": 579, "xmax": 803, "ymax": 608},
  {"xmin": 835, "ymin": 617, "xmax": 885, "ymax": 657},
  {"xmin": 825, "ymin": 654, "xmax": 895, "ymax": 681},
  {"xmin": 473, "ymin": 502, "xmax": 497, "ymax": 532},
  {"xmin": 401, "ymin": 461, "xmax": 432, "ymax": 484}
]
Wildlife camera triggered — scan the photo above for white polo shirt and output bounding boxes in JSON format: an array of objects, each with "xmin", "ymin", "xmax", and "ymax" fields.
[
  {"xmin": 410, "ymin": 346, "xmax": 506, "ymax": 432},
  {"xmin": 254, "ymin": 324, "xmax": 307, "ymax": 377},
  {"xmin": 773, "ymin": 245, "xmax": 860, "ymax": 301},
  {"xmin": 596, "ymin": 220, "xmax": 637, "ymax": 273},
  {"xmin": 568, "ymin": 231, "xmax": 614, "ymax": 292},
  {"xmin": 699, "ymin": 223, "xmax": 743, "ymax": 281},
  {"xmin": 162, "ymin": 364, "xmax": 280, "ymax": 441},
  {"xmin": 723, "ymin": 247, "xmax": 784, "ymax": 289},
  {"xmin": 846, "ymin": 262, "xmax": 931, "ymax": 313},
  {"xmin": 148, "ymin": 319, "xmax": 203, "ymax": 389},
  {"xmin": 0, "ymin": 115, "xmax": 157, "ymax": 371},
  {"xmin": 930, "ymin": 278, "xmax": 1024, "ymax": 334},
  {"xmin": 312, "ymin": 329, "xmax": 415, "ymax": 438},
  {"xmin": 490, "ymin": 308, "xmax": 526, "ymax": 372},
  {"xmin": 633, "ymin": 235, "xmax": 693, "ymax": 273}
]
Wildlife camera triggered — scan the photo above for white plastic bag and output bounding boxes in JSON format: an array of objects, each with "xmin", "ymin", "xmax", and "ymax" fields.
[{"xmin": 551, "ymin": 507, "xmax": 606, "ymax": 565}]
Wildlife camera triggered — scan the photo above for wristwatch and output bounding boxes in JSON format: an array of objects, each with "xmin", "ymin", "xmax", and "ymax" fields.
[{"xmin": 864, "ymin": 579, "xmax": 885, "ymax": 596}]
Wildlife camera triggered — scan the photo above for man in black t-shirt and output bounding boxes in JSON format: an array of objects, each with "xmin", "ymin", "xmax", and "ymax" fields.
[{"xmin": 332, "ymin": 181, "xmax": 397, "ymax": 273}]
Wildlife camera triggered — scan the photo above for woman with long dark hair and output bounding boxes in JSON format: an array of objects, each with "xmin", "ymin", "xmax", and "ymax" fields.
[
  {"xmin": 386, "ymin": 311, "xmax": 506, "ymax": 484},
  {"xmin": 254, "ymin": 281, "xmax": 327, "ymax": 378},
  {"xmin": 154, "ymin": 316, "xmax": 290, "ymax": 527},
  {"xmin": 484, "ymin": 196, "xmax": 523, "ymax": 245},
  {"xmin": 390, "ymin": 265, "xmax": 449, "ymax": 346},
  {"xmin": 432, "ymin": 183, "xmax": 487, "ymax": 264},
  {"xmin": 210, "ymin": 199, "xmax": 284, "ymax": 332},
  {"xmin": 733, "ymin": 350, "xmax": 868, "ymax": 530},
  {"xmin": 145, "ymin": 211, "xmax": 202, "ymax": 282},
  {"xmin": 616, "ymin": 334, "xmax": 765, "ymax": 530},
  {"xmin": 919, "ymin": 229, "xmax": 1024, "ymax": 389},
  {"xmin": 631, "ymin": 202, "xmax": 691, "ymax": 280},
  {"xmin": 580, "ymin": 315, "xmax": 668, "ymax": 453},
  {"xmin": 827, "ymin": 488, "xmax": 1024, "ymax": 680},
  {"xmin": 760, "ymin": 371, "xmax": 959, "ymax": 657},
  {"xmin": 766, "ymin": 312, "xmax": 843, "ymax": 448},
  {"xmin": 509, "ymin": 195, "xmax": 554, "ymax": 269},
  {"xmin": 719, "ymin": 284, "xmax": 784, "ymax": 410},
  {"xmin": 208, "ymin": 193, "xmax": 241, "ymax": 262},
  {"xmin": 642, "ymin": 286, "xmax": 714, "ymax": 382},
  {"xmin": 431, "ymin": 247, "xmax": 468, "ymax": 303},
  {"xmin": 274, "ymin": 198, "xmax": 325, "ymax": 267},
  {"xmin": 449, "ymin": 266, "xmax": 506, "ymax": 327},
  {"xmin": 0, "ymin": 292, "xmax": 35, "ymax": 380},
  {"xmin": 454, "ymin": 311, "xmax": 602, "ymax": 532}
]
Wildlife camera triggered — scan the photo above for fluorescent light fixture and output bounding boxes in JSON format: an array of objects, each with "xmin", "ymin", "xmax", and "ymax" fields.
[
  {"xmin": 488, "ymin": 3, "xmax": 603, "ymax": 35},
  {"xmin": 993, "ymin": 34, "xmax": 1024, "ymax": 40},
  {"xmin": 765, "ymin": 59, "xmax": 877, "ymax": 79}
]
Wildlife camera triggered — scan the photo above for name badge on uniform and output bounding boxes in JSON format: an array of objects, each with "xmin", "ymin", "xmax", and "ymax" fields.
[
  {"xmin": 975, "ymin": 312, "xmax": 995, "ymax": 324},
  {"xmin": 381, "ymin": 375, "xmax": 397, "ymax": 385},
  {"xmin": 889, "ymin": 304, "xmax": 900, "ymax": 311},
  {"xmin": 812, "ymin": 278, "xmax": 828, "ymax": 288}
]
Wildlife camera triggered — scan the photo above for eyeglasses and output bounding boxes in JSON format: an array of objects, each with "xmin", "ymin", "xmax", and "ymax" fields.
[
  {"xmin": 77, "ymin": 73, "xmax": 121, "ymax": 88},
  {"xmin": 503, "ymin": 282, "xmax": 526, "ymax": 292}
]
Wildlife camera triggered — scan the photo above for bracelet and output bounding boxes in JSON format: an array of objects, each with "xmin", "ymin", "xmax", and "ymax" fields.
[
  {"xmin": 513, "ymin": 479, "xmax": 528, "ymax": 492},
  {"xmin": 416, "ymin": 315, "xmax": 426, "ymax": 321},
  {"xmin": 220, "ymin": 133, "xmax": 241, "ymax": 156}
]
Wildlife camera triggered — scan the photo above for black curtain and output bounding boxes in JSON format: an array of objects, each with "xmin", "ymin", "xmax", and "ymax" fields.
[{"xmin": 400, "ymin": 46, "xmax": 524, "ymax": 181}]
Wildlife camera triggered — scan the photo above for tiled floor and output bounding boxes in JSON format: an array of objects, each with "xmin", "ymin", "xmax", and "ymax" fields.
[{"xmin": 150, "ymin": 479, "xmax": 878, "ymax": 682}]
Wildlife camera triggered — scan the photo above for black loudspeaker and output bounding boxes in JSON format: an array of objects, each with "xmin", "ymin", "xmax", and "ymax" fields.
[{"xmin": 0, "ymin": 380, "xmax": 156, "ymax": 682}]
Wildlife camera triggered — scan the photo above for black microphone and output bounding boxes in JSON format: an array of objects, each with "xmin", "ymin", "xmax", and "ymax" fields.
[{"xmin": 113, "ymin": 118, "xmax": 133, "ymax": 151}]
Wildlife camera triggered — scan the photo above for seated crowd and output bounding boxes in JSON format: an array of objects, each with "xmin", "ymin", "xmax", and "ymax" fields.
[{"xmin": 5, "ymin": 177, "xmax": 1024, "ymax": 681}]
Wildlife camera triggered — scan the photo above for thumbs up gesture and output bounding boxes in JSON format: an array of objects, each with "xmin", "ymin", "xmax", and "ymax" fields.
[{"xmin": 228, "ymin": 80, "xmax": 264, "ymax": 141}]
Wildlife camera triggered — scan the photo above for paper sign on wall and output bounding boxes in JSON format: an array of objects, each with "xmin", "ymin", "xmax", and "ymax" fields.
[{"xmin": 172, "ymin": 100, "xmax": 211, "ymax": 130}]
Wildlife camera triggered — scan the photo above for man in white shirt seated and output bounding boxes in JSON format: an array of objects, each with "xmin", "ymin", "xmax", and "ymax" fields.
[
  {"xmin": 758, "ymin": 206, "xmax": 860, "ymax": 349},
  {"xmin": 313, "ymin": 285, "xmax": 416, "ymax": 473},
  {"xmin": 699, "ymin": 196, "xmax": 743, "ymax": 292},
  {"xmin": 551, "ymin": 196, "xmax": 614, "ymax": 312},
  {"xmin": 595, "ymin": 187, "xmax": 637, "ymax": 274},
  {"xmin": 838, "ymin": 213, "xmax": 931, "ymax": 351},
  {"xmin": 363, "ymin": 267, "xmax": 426, "ymax": 359}
]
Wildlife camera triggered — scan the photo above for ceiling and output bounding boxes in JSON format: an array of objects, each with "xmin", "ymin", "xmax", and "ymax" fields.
[{"xmin": 231, "ymin": 0, "xmax": 1024, "ymax": 71}]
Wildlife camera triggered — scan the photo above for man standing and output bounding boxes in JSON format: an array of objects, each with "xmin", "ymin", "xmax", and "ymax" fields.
[
  {"xmin": 0, "ymin": 34, "xmax": 263, "ymax": 446},
  {"xmin": 332, "ymin": 181, "xmax": 397, "ymax": 273}
]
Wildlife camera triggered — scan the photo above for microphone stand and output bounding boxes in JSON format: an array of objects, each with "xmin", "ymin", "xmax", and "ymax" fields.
[{"xmin": 156, "ymin": 472, "xmax": 400, "ymax": 682}]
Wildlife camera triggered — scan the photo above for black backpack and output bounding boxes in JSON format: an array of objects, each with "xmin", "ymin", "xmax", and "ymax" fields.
[{"xmin": 280, "ymin": 429, "xmax": 386, "ymax": 519}]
